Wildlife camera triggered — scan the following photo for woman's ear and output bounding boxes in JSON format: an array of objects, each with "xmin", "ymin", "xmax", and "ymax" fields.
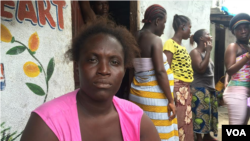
[
  {"xmin": 155, "ymin": 18, "xmax": 160, "ymax": 26},
  {"xmin": 181, "ymin": 24, "xmax": 185, "ymax": 31},
  {"xmin": 199, "ymin": 36, "xmax": 204, "ymax": 42},
  {"xmin": 74, "ymin": 61, "xmax": 79, "ymax": 77}
]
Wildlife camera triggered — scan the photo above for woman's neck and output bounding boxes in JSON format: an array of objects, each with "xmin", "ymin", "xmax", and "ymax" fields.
[
  {"xmin": 236, "ymin": 40, "xmax": 249, "ymax": 45},
  {"xmin": 197, "ymin": 42, "xmax": 206, "ymax": 53},
  {"xmin": 141, "ymin": 24, "xmax": 156, "ymax": 34},
  {"xmin": 172, "ymin": 33, "xmax": 183, "ymax": 45},
  {"xmin": 77, "ymin": 89, "xmax": 115, "ymax": 117}
]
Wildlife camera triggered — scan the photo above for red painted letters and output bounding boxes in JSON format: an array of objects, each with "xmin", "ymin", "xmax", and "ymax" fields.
[
  {"xmin": 1, "ymin": 0, "xmax": 65, "ymax": 30},
  {"xmin": 17, "ymin": 0, "xmax": 37, "ymax": 24},
  {"xmin": 51, "ymin": 0, "xmax": 66, "ymax": 30},
  {"xmin": 37, "ymin": 0, "xmax": 56, "ymax": 28},
  {"xmin": 1, "ymin": 1, "xmax": 15, "ymax": 19}
]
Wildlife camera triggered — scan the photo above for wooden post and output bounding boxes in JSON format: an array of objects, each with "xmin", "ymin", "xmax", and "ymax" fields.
[
  {"xmin": 130, "ymin": 1, "xmax": 140, "ymax": 35},
  {"xmin": 71, "ymin": 1, "xmax": 84, "ymax": 89}
]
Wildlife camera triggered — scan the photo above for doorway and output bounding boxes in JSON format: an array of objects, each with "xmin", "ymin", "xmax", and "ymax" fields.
[{"xmin": 214, "ymin": 24, "xmax": 226, "ymax": 83}]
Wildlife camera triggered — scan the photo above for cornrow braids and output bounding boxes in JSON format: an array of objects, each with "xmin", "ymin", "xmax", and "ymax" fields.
[
  {"xmin": 172, "ymin": 14, "xmax": 190, "ymax": 32},
  {"xmin": 142, "ymin": 4, "xmax": 166, "ymax": 24}
]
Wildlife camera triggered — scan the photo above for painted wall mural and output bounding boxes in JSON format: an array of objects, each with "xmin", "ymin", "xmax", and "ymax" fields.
[
  {"xmin": 1, "ymin": 0, "xmax": 67, "ymax": 30},
  {"xmin": 2, "ymin": 24, "xmax": 54, "ymax": 102},
  {"xmin": 1, "ymin": 1, "xmax": 74, "ymax": 140}
]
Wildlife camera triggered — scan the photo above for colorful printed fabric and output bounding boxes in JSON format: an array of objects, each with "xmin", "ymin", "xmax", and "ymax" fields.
[
  {"xmin": 129, "ymin": 62, "xmax": 179, "ymax": 141},
  {"xmin": 191, "ymin": 87, "xmax": 218, "ymax": 136},
  {"xmin": 231, "ymin": 52, "xmax": 250, "ymax": 82},
  {"xmin": 173, "ymin": 79, "xmax": 194, "ymax": 141},
  {"xmin": 228, "ymin": 80, "xmax": 250, "ymax": 88}
]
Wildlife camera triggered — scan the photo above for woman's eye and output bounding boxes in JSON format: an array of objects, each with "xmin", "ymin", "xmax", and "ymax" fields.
[
  {"xmin": 111, "ymin": 60, "xmax": 119, "ymax": 65},
  {"xmin": 88, "ymin": 59, "xmax": 97, "ymax": 63}
]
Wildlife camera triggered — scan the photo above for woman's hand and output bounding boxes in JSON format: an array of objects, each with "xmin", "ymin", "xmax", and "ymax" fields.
[
  {"xmin": 168, "ymin": 102, "xmax": 176, "ymax": 121},
  {"xmin": 205, "ymin": 41, "xmax": 212, "ymax": 52}
]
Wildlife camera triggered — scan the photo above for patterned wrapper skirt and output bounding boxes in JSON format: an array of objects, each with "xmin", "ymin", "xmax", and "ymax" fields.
[
  {"xmin": 190, "ymin": 86, "xmax": 218, "ymax": 136},
  {"xmin": 173, "ymin": 79, "xmax": 194, "ymax": 141},
  {"xmin": 129, "ymin": 63, "xmax": 179, "ymax": 141}
]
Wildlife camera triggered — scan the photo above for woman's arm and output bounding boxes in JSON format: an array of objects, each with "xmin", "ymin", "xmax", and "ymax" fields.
[
  {"xmin": 79, "ymin": 1, "xmax": 96, "ymax": 24},
  {"xmin": 151, "ymin": 37, "xmax": 176, "ymax": 120},
  {"xmin": 140, "ymin": 113, "xmax": 161, "ymax": 141},
  {"xmin": 163, "ymin": 50, "xmax": 173, "ymax": 68},
  {"xmin": 224, "ymin": 43, "xmax": 250, "ymax": 75},
  {"xmin": 21, "ymin": 113, "xmax": 58, "ymax": 141},
  {"xmin": 189, "ymin": 41, "xmax": 212, "ymax": 74},
  {"xmin": 224, "ymin": 73, "xmax": 230, "ymax": 88}
]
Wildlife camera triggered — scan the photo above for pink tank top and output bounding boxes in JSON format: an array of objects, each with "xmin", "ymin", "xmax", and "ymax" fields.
[
  {"xmin": 231, "ymin": 52, "xmax": 250, "ymax": 82},
  {"xmin": 33, "ymin": 89, "xmax": 143, "ymax": 141}
]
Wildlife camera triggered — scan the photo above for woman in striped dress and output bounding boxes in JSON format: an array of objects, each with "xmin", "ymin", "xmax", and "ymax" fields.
[{"xmin": 129, "ymin": 4, "xmax": 179, "ymax": 141}]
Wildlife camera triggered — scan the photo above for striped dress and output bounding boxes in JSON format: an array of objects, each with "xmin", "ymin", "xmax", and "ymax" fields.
[{"xmin": 129, "ymin": 56, "xmax": 179, "ymax": 141}]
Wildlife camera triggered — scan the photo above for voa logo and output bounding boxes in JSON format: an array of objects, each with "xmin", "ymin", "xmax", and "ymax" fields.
[{"xmin": 226, "ymin": 129, "xmax": 246, "ymax": 136}]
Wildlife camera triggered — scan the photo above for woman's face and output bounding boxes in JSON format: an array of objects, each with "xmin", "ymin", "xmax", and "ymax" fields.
[
  {"xmin": 234, "ymin": 23, "xmax": 250, "ymax": 41},
  {"xmin": 156, "ymin": 15, "xmax": 167, "ymax": 36},
  {"xmin": 202, "ymin": 30, "xmax": 213, "ymax": 42},
  {"xmin": 77, "ymin": 33, "xmax": 125, "ymax": 101},
  {"xmin": 93, "ymin": 1, "xmax": 109, "ymax": 16},
  {"xmin": 182, "ymin": 22, "xmax": 192, "ymax": 40}
]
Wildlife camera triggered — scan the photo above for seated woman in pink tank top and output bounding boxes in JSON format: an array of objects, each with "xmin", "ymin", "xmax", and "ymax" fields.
[{"xmin": 20, "ymin": 18, "xmax": 161, "ymax": 141}]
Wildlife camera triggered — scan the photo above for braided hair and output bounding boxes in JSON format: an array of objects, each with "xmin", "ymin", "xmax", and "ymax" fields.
[
  {"xmin": 172, "ymin": 14, "xmax": 190, "ymax": 32},
  {"xmin": 142, "ymin": 4, "xmax": 166, "ymax": 24}
]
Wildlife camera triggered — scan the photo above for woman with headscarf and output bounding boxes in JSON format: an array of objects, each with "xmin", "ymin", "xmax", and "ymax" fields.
[{"xmin": 224, "ymin": 13, "xmax": 250, "ymax": 125}]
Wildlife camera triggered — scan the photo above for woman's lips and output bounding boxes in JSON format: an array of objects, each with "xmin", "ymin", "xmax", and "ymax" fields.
[{"xmin": 93, "ymin": 80, "xmax": 112, "ymax": 89}]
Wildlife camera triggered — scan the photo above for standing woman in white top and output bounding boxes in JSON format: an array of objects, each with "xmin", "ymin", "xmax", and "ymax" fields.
[{"xmin": 129, "ymin": 4, "xmax": 179, "ymax": 141}]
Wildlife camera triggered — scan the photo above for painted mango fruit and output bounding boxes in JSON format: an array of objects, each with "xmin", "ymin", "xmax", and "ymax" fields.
[
  {"xmin": 28, "ymin": 32, "xmax": 39, "ymax": 52},
  {"xmin": 1, "ymin": 24, "xmax": 12, "ymax": 42},
  {"xmin": 23, "ymin": 61, "xmax": 40, "ymax": 77}
]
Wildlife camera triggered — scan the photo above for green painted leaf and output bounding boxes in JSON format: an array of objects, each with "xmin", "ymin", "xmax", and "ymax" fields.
[
  {"xmin": 26, "ymin": 83, "xmax": 45, "ymax": 96},
  {"xmin": 6, "ymin": 46, "xmax": 26, "ymax": 55},
  {"xmin": 11, "ymin": 37, "xmax": 15, "ymax": 43},
  {"xmin": 46, "ymin": 58, "xmax": 55, "ymax": 82},
  {"xmin": 38, "ymin": 66, "xmax": 42, "ymax": 73},
  {"xmin": 1, "ymin": 122, "xmax": 5, "ymax": 127},
  {"xmin": 195, "ymin": 118, "xmax": 203, "ymax": 125},
  {"xmin": 28, "ymin": 49, "xmax": 36, "ymax": 55}
]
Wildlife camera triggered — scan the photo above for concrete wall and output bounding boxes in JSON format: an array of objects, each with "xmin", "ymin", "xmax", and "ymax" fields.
[
  {"xmin": 225, "ymin": 27, "xmax": 236, "ymax": 49},
  {"xmin": 139, "ymin": 0, "xmax": 212, "ymax": 53},
  {"xmin": 0, "ymin": 1, "xmax": 74, "ymax": 140}
]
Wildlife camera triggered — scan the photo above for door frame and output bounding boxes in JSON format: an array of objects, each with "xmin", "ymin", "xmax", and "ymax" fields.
[{"xmin": 130, "ymin": 1, "xmax": 140, "ymax": 34}]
